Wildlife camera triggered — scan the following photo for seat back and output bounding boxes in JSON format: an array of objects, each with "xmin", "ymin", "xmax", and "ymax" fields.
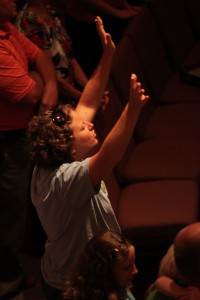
[
  {"xmin": 95, "ymin": 78, "xmax": 123, "ymax": 141},
  {"xmin": 183, "ymin": 0, "xmax": 200, "ymax": 41},
  {"xmin": 111, "ymin": 34, "xmax": 155, "ymax": 140},
  {"xmin": 147, "ymin": 0, "xmax": 196, "ymax": 69},
  {"xmin": 124, "ymin": 6, "xmax": 173, "ymax": 103},
  {"xmin": 111, "ymin": 35, "xmax": 149, "ymax": 105}
]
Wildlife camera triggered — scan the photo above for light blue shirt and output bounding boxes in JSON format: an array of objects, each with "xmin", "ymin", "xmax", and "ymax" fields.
[{"xmin": 31, "ymin": 158, "xmax": 120, "ymax": 289}]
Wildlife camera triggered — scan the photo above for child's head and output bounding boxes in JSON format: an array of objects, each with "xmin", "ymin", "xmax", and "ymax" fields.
[
  {"xmin": 174, "ymin": 222, "xmax": 200, "ymax": 287},
  {"xmin": 27, "ymin": 104, "xmax": 74, "ymax": 168},
  {"xmin": 27, "ymin": 104, "xmax": 98, "ymax": 167},
  {"xmin": 63, "ymin": 230, "xmax": 138, "ymax": 299}
]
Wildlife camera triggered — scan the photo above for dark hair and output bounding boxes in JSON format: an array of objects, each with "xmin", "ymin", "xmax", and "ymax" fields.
[
  {"xmin": 63, "ymin": 230, "xmax": 133, "ymax": 300},
  {"xmin": 27, "ymin": 104, "xmax": 75, "ymax": 168}
]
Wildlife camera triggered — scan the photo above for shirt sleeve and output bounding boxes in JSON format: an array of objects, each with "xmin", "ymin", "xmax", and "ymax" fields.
[
  {"xmin": 0, "ymin": 48, "xmax": 34, "ymax": 103},
  {"xmin": 0, "ymin": 22, "xmax": 39, "ymax": 102},
  {"xmin": 10, "ymin": 22, "xmax": 40, "ymax": 62},
  {"xmin": 55, "ymin": 158, "xmax": 96, "ymax": 207}
]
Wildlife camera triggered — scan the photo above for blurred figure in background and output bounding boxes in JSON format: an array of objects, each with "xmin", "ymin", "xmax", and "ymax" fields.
[
  {"xmin": 0, "ymin": 0, "xmax": 58, "ymax": 298},
  {"xmin": 146, "ymin": 222, "xmax": 200, "ymax": 300},
  {"xmin": 64, "ymin": 0, "xmax": 142, "ymax": 76},
  {"xmin": 16, "ymin": 0, "xmax": 89, "ymax": 106}
]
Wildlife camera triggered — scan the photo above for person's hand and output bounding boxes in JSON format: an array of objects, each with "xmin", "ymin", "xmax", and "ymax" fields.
[
  {"xmin": 123, "ymin": 2, "xmax": 143, "ymax": 13},
  {"xmin": 95, "ymin": 16, "xmax": 115, "ymax": 54},
  {"xmin": 129, "ymin": 73, "xmax": 149, "ymax": 110},
  {"xmin": 96, "ymin": 91, "xmax": 109, "ymax": 115},
  {"xmin": 39, "ymin": 84, "xmax": 58, "ymax": 112},
  {"xmin": 116, "ymin": 7, "xmax": 141, "ymax": 19},
  {"xmin": 176, "ymin": 287, "xmax": 200, "ymax": 300},
  {"xmin": 99, "ymin": 90, "xmax": 110, "ymax": 112}
]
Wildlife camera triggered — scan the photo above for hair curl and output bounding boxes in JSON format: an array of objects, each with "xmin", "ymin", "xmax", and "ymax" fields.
[
  {"xmin": 27, "ymin": 104, "xmax": 75, "ymax": 168},
  {"xmin": 63, "ymin": 230, "xmax": 132, "ymax": 300}
]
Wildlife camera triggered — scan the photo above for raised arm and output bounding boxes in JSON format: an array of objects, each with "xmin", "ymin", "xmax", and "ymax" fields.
[
  {"xmin": 89, "ymin": 74, "xmax": 149, "ymax": 186},
  {"xmin": 155, "ymin": 276, "xmax": 184, "ymax": 298},
  {"xmin": 57, "ymin": 58, "xmax": 89, "ymax": 103},
  {"xmin": 155, "ymin": 277, "xmax": 200, "ymax": 300},
  {"xmin": 34, "ymin": 49, "xmax": 58, "ymax": 112},
  {"xmin": 75, "ymin": 16, "xmax": 115, "ymax": 122},
  {"xmin": 81, "ymin": 0, "xmax": 140, "ymax": 19},
  {"xmin": 72, "ymin": 58, "xmax": 88, "ymax": 88}
]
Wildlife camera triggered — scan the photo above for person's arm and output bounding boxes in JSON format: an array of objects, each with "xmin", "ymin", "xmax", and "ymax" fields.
[
  {"xmin": 181, "ymin": 287, "xmax": 200, "ymax": 300},
  {"xmin": 79, "ymin": 0, "xmax": 136, "ymax": 19},
  {"xmin": 40, "ymin": 48, "xmax": 82, "ymax": 103},
  {"xmin": 34, "ymin": 49, "xmax": 58, "ymax": 112},
  {"xmin": 155, "ymin": 276, "xmax": 185, "ymax": 298},
  {"xmin": 25, "ymin": 70, "xmax": 44, "ymax": 103},
  {"xmin": 56, "ymin": 57, "xmax": 89, "ymax": 103},
  {"xmin": 89, "ymin": 74, "xmax": 149, "ymax": 186},
  {"xmin": 71, "ymin": 58, "xmax": 88, "ymax": 88},
  {"xmin": 0, "ymin": 49, "xmax": 43, "ymax": 106},
  {"xmin": 16, "ymin": 11, "xmax": 58, "ymax": 110},
  {"xmin": 57, "ymin": 76, "xmax": 83, "ymax": 101},
  {"xmin": 75, "ymin": 16, "xmax": 115, "ymax": 122},
  {"xmin": 20, "ymin": 40, "xmax": 58, "ymax": 110},
  {"xmin": 155, "ymin": 277, "xmax": 200, "ymax": 300},
  {"xmin": 81, "ymin": 0, "xmax": 140, "ymax": 19},
  {"xmin": 120, "ymin": 0, "xmax": 143, "ymax": 13}
]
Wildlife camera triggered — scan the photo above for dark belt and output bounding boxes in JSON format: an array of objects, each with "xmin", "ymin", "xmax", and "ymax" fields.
[{"xmin": 0, "ymin": 129, "xmax": 26, "ymax": 144}]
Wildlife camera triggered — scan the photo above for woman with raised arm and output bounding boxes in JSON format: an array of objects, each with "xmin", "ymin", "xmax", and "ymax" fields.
[
  {"xmin": 27, "ymin": 16, "xmax": 149, "ymax": 300},
  {"xmin": 16, "ymin": 0, "xmax": 89, "ymax": 106}
]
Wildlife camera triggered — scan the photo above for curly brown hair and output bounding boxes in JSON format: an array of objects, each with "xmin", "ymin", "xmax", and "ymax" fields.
[
  {"xmin": 27, "ymin": 104, "xmax": 75, "ymax": 168},
  {"xmin": 63, "ymin": 230, "xmax": 132, "ymax": 300}
]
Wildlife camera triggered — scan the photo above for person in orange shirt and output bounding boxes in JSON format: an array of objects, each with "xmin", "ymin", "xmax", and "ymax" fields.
[
  {"xmin": 0, "ymin": 0, "xmax": 58, "ymax": 298},
  {"xmin": 16, "ymin": 0, "xmax": 89, "ymax": 107}
]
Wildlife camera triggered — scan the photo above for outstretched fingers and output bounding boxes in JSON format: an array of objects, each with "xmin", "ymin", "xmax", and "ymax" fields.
[
  {"xmin": 95, "ymin": 16, "xmax": 115, "ymax": 51},
  {"xmin": 131, "ymin": 73, "xmax": 137, "ymax": 89},
  {"xmin": 95, "ymin": 16, "xmax": 107, "ymax": 44},
  {"xmin": 141, "ymin": 94, "xmax": 149, "ymax": 102},
  {"xmin": 130, "ymin": 73, "xmax": 149, "ymax": 104}
]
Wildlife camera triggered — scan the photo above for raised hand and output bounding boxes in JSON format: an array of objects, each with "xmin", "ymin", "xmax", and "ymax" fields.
[
  {"xmin": 97, "ymin": 90, "xmax": 110, "ymax": 113},
  {"xmin": 95, "ymin": 16, "xmax": 115, "ymax": 54},
  {"xmin": 129, "ymin": 73, "xmax": 149, "ymax": 109}
]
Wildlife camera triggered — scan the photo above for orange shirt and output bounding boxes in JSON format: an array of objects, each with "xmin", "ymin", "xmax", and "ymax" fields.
[{"xmin": 0, "ymin": 22, "xmax": 40, "ymax": 130}]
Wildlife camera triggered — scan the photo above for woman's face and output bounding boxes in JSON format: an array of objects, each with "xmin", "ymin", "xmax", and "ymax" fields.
[
  {"xmin": 113, "ymin": 246, "xmax": 138, "ymax": 288},
  {"xmin": 70, "ymin": 110, "xmax": 98, "ymax": 159}
]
